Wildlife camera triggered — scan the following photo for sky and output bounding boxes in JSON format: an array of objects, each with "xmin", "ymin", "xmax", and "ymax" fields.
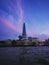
[{"xmin": 0, "ymin": 0, "xmax": 49, "ymax": 40}]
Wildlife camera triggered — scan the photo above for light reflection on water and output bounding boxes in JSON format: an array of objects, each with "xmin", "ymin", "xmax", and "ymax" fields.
[{"xmin": 0, "ymin": 46, "xmax": 49, "ymax": 65}]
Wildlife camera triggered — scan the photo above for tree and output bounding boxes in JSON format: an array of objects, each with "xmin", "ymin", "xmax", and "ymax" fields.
[
  {"xmin": 12, "ymin": 40, "xmax": 16, "ymax": 46},
  {"xmin": 45, "ymin": 39, "xmax": 49, "ymax": 45},
  {"xmin": 19, "ymin": 35, "xmax": 23, "ymax": 40}
]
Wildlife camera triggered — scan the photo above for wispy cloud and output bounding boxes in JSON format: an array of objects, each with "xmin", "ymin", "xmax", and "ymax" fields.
[{"xmin": 0, "ymin": 0, "xmax": 24, "ymax": 36}]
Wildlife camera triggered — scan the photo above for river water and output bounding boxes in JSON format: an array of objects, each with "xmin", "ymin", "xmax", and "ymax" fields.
[{"xmin": 0, "ymin": 46, "xmax": 49, "ymax": 65}]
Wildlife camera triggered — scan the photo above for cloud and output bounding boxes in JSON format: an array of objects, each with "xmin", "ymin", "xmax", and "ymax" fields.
[
  {"xmin": 0, "ymin": 0, "xmax": 24, "ymax": 36},
  {"xmin": 0, "ymin": 17, "xmax": 22, "ymax": 34}
]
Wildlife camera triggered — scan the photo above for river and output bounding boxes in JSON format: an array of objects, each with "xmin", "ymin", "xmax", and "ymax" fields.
[{"xmin": 0, "ymin": 46, "xmax": 49, "ymax": 65}]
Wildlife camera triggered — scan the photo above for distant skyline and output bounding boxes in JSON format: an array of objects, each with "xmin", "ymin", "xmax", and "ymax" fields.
[{"xmin": 0, "ymin": 0, "xmax": 49, "ymax": 40}]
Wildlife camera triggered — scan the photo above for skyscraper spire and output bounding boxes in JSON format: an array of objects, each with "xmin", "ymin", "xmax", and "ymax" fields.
[{"xmin": 22, "ymin": 22, "xmax": 27, "ymax": 39}]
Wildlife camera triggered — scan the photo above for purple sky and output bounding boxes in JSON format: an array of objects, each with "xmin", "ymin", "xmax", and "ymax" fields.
[{"xmin": 0, "ymin": 0, "xmax": 49, "ymax": 40}]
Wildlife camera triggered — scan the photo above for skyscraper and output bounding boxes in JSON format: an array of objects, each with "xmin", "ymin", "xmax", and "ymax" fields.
[{"xmin": 22, "ymin": 22, "xmax": 27, "ymax": 39}]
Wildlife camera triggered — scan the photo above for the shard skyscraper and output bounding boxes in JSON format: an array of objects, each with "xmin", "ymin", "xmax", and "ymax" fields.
[{"xmin": 22, "ymin": 22, "xmax": 27, "ymax": 39}]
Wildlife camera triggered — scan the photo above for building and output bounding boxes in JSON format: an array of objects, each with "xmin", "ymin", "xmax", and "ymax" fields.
[
  {"xmin": 22, "ymin": 22, "xmax": 27, "ymax": 39},
  {"xmin": 18, "ymin": 22, "xmax": 44, "ymax": 45},
  {"xmin": 19, "ymin": 22, "xmax": 27, "ymax": 40}
]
